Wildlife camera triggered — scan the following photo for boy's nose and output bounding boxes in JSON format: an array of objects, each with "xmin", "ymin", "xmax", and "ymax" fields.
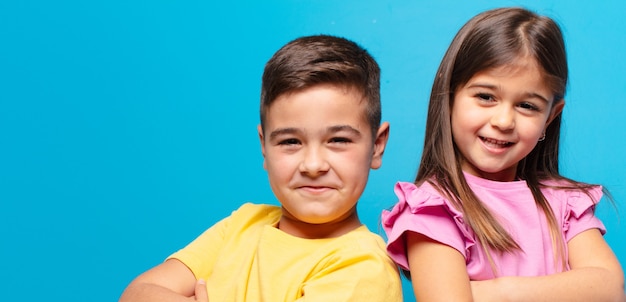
[
  {"xmin": 490, "ymin": 106, "xmax": 515, "ymax": 131},
  {"xmin": 299, "ymin": 148, "xmax": 330, "ymax": 176}
]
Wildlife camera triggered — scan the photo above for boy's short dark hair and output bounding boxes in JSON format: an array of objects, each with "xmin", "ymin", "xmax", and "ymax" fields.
[{"xmin": 260, "ymin": 35, "xmax": 381, "ymax": 138}]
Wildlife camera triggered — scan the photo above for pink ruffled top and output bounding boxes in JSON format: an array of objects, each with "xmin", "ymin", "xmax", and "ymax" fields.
[{"xmin": 381, "ymin": 173, "xmax": 605, "ymax": 279}]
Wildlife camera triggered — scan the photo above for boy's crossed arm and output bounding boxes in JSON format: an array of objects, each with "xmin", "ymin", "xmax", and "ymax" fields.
[{"xmin": 119, "ymin": 259, "xmax": 208, "ymax": 302}]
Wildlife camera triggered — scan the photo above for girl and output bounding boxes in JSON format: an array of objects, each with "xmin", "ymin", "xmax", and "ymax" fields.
[{"xmin": 382, "ymin": 7, "xmax": 625, "ymax": 302}]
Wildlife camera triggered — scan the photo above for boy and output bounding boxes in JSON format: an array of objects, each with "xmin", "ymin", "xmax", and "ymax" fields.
[{"xmin": 119, "ymin": 34, "xmax": 402, "ymax": 302}]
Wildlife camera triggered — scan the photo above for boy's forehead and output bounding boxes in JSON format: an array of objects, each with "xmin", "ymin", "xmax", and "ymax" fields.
[
  {"xmin": 275, "ymin": 84, "xmax": 363, "ymax": 100},
  {"xmin": 264, "ymin": 85, "xmax": 372, "ymax": 130},
  {"xmin": 269, "ymin": 84, "xmax": 368, "ymax": 109}
]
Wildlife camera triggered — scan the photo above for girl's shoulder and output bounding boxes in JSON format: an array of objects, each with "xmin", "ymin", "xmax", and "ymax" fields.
[
  {"xmin": 394, "ymin": 181, "xmax": 456, "ymax": 202},
  {"xmin": 539, "ymin": 179, "xmax": 604, "ymax": 216},
  {"xmin": 539, "ymin": 178, "xmax": 603, "ymax": 200},
  {"xmin": 388, "ymin": 181, "xmax": 463, "ymax": 219},
  {"xmin": 382, "ymin": 181, "xmax": 472, "ymax": 270}
]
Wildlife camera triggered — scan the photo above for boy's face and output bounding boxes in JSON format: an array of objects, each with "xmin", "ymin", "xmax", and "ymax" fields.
[{"xmin": 258, "ymin": 84, "xmax": 388, "ymax": 237}]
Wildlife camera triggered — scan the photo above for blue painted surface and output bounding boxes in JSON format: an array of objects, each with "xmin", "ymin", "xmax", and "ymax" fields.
[{"xmin": 1, "ymin": 1, "xmax": 624, "ymax": 301}]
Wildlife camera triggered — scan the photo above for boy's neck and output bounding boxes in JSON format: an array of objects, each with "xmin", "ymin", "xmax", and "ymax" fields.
[{"xmin": 277, "ymin": 209, "xmax": 362, "ymax": 239}]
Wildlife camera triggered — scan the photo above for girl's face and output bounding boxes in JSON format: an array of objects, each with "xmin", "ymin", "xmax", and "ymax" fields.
[{"xmin": 451, "ymin": 56, "xmax": 564, "ymax": 181}]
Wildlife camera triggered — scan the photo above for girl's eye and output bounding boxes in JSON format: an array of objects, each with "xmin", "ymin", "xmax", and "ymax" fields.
[
  {"xmin": 519, "ymin": 102, "xmax": 539, "ymax": 111},
  {"xmin": 476, "ymin": 93, "xmax": 494, "ymax": 102}
]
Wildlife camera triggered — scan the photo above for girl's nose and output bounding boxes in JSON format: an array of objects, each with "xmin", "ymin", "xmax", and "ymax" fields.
[
  {"xmin": 299, "ymin": 147, "xmax": 330, "ymax": 176},
  {"xmin": 490, "ymin": 106, "xmax": 515, "ymax": 131}
]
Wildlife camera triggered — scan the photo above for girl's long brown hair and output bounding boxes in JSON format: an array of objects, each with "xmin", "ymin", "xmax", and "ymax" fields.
[{"xmin": 416, "ymin": 7, "xmax": 601, "ymax": 273}]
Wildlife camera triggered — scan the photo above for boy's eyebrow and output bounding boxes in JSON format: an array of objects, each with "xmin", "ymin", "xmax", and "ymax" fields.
[
  {"xmin": 468, "ymin": 83, "xmax": 551, "ymax": 103},
  {"xmin": 268, "ymin": 127, "xmax": 300, "ymax": 141},
  {"xmin": 328, "ymin": 125, "xmax": 362, "ymax": 137},
  {"xmin": 268, "ymin": 125, "xmax": 363, "ymax": 140}
]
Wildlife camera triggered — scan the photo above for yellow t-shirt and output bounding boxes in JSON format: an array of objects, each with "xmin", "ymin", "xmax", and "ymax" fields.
[{"xmin": 169, "ymin": 203, "xmax": 402, "ymax": 302}]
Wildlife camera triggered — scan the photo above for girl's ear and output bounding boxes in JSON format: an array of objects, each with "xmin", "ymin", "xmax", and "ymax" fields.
[
  {"xmin": 546, "ymin": 99, "xmax": 565, "ymax": 126},
  {"xmin": 371, "ymin": 122, "xmax": 390, "ymax": 170}
]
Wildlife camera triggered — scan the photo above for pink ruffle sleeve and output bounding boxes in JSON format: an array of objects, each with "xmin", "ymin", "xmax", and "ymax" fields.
[
  {"xmin": 562, "ymin": 185, "xmax": 606, "ymax": 241},
  {"xmin": 381, "ymin": 182, "xmax": 475, "ymax": 270}
]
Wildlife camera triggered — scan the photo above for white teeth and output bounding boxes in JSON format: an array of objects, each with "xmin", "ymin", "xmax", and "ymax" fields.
[{"xmin": 481, "ymin": 137, "xmax": 511, "ymax": 146}]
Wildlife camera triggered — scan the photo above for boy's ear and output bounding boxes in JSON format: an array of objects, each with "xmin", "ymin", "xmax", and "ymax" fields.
[
  {"xmin": 371, "ymin": 122, "xmax": 390, "ymax": 170},
  {"xmin": 257, "ymin": 125, "xmax": 267, "ymax": 169}
]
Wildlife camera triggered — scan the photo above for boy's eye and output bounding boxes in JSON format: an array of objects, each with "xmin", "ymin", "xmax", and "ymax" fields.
[
  {"xmin": 278, "ymin": 138, "xmax": 300, "ymax": 145},
  {"xmin": 329, "ymin": 137, "xmax": 352, "ymax": 144}
]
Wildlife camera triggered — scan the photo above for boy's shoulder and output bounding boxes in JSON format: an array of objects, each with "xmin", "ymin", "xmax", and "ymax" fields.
[
  {"xmin": 228, "ymin": 204, "xmax": 389, "ymax": 254},
  {"xmin": 235, "ymin": 202, "xmax": 280, "ymax": 214},
  {"xmin": 231, "ymin": 202, "xmax": 281, "ymax": 219},
  {"xmin": 214, "ymin": 203, "xmax": 281, "ymax": 234}
]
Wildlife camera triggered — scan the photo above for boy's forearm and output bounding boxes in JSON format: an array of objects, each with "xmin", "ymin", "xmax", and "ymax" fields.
[
  {"xmin": 472, "ymin": 268, "xmax": 626, "ymax": 302},
  {"xmin": 119, "ymin": 258, "xmax": 201, "ymax": 302},
  {"xmin": 119, "ymin": 283, "xmax": 196, "ymax": 302}
]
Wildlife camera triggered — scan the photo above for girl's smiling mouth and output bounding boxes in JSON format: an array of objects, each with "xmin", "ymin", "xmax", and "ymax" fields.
[{"xmin": 479, "ymin": 136, "xmax": 514, "ymax": 150}]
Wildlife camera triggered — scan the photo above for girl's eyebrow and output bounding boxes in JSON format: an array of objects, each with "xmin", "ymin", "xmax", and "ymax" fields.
[{"xmin": 467, "ymin": 82, "xmax": 551, "ymax": 104}]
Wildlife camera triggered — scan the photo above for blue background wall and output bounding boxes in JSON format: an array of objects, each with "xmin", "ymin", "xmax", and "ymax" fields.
[{"xmin": 1, "ymin": 1, "xmax": 624, "ymax": 301}]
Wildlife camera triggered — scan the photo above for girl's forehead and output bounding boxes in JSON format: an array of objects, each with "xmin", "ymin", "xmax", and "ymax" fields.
[
  {"xmin": 460, "ymin": 56, "xmax": 555, "ymax": 102},
  {"xmin": 488, "ymin": 56, "xmax": 542, "ymax": 76}
]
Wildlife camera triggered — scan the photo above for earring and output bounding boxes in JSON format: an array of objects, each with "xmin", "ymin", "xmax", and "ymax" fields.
[{"xmin": 538, "ymin": 131, "xmax": 546, "ymax": 142}]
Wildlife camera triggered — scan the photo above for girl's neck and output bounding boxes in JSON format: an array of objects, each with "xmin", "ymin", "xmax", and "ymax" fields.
[{"xmin": 461, "ymin": 164, "xmax": 518, "ymax": 182}]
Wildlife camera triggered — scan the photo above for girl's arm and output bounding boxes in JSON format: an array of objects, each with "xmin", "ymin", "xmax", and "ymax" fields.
[
  {"xmin": 407, "ymin": 231, "xmax": 473, "ymax": 302},
  {"xmin": 119, "ymin": 258, "xmax": 209, "ymax": 302},
  {"xmin": 471, "ymin": 229, "xmax": 626, "ymax": 302}
]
